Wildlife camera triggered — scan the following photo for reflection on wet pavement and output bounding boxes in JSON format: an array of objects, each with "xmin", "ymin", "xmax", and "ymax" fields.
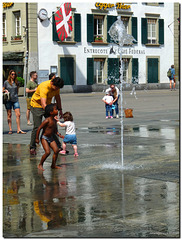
[{"xmin": 3, "ymin": 125, "xmax": 179, "ymax": 238}]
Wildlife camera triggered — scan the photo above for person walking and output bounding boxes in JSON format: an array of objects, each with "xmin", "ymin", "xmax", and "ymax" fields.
[
  {"xmin": 29, "ymin": 77, "xmax": 64, "ymax": 155},
  {"xmin": 26, "ymin": 71, "xmax": 38, "ymax": 125},
  {"xmin": 106, "ymin": 84, "xmax": 120, "ymax": 118},
  {"xmin": 168, "ymin": 65, "xmax": 176, "ymax": 91},
  {"xmin": 3, "ymin": 69, "xmax": 26, "ymax": 134}
]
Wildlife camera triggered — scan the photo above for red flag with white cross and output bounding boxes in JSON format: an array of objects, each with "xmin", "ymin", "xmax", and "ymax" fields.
[{"xmin": 54, "ymin": 3, "xmax": 72, "ymax": 41}]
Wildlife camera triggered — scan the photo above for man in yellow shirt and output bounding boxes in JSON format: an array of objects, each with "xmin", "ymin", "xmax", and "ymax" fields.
[{"xmin": 30, "ymin": 77, "xmax": 64, "ymax": 155}]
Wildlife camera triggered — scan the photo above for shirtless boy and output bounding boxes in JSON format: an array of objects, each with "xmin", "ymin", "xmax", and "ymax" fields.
[{"xmin": 35, "ymin": 103, "xmax": 64, "ymax": 171}]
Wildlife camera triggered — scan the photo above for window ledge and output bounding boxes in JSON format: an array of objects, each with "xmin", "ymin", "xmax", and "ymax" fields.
[
  {"xmin": 145, "ymin": 43, "xmax": 161, "ymax": 47},
  {"xmin": 11, "ymin": 40, "xmax": 23, "ymax": 44},
  {"xmin": 92, "ymin": 42, "xmax": 108, "ymax": 45},
  {"xmin": 56, "ymin": 41, "xmax": 77, "ymax": 45},
  {"xmin": 3, "ymin": 41, "xmax": 8, "ymax": 45}
]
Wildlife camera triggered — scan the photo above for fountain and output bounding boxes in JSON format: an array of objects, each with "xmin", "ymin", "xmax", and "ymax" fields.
[{"xmin": 108, "ymin": 16, "xmax": 136, "ymax": 167}]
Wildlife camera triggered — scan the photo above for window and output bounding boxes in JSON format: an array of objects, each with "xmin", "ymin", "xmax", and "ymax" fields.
[
  {"xmin": 52, "ymin": 12, "xmax": 81, "ymax": 42},
  {"xmin": 147, "ymin": 18, "xmax": 157, "ymax": 44},
  {"xmin": 94, "ymin": 16, "xmax": 104, "ymax": 41},
  {"xmin": 94, "ymin": 59, "xmax": 104, "ymax": 83},
  {"xmin": 2, "ymin": 13, "xmax": 6, "ymax": 37},
  {"xmin": 14, "ymin": 11, "xmax": 21, "ymax": 36},
  {"xmin": 121, "ymin": 16, "xmax": 129, "ymax": 33},
  {"xmin": 141, "ymin": 18, "xmax": 164, "ymax": 45},
  {"xmin": 143, "ymin": 2, "xmax": 164, "ymax": 6},
  {"xmin": 60, "ymin": 57, "xmax": 74, "ymax": 85},
  {"xmin": 87, "ymin": 14, "xmax": 107, "ymax": 43},
  {"xmin": 122, "ymin": 58, "xmax": 130, "ymax": 83}
]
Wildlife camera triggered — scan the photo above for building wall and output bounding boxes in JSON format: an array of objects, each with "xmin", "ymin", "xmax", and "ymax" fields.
[
  {"xmin": 173, "ymin": 3, "xmax": 180, "ymax": 81},
  {"xmin": 27, "ymin": 3, "xmax": 38, "ymax": 73},
  {"xmin": 37, "ymin": 2, "xmax": 175, "ymax": 88},
  {"xmin": 3, "ymin": 3, "xmax": 27, "ymax": 80},
  {"xmin": 2, "ymin": 2, "xmax": 38, "ymax": 86}
]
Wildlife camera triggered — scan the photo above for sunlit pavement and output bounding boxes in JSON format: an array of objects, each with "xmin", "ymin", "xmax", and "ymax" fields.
[{"xmin": 3, "ymin": 90, "xmax": 179, "ymax": 237}]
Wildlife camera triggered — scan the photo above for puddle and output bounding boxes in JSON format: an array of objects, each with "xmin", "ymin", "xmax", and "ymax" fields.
[
  {"xmin": 78, "ymin": 125, "xmax": 179, "ymax": 140},
  {"xmin": 101, "ymin": 163, "xmax": 144, "ymax": 170},
  {"xmin": 3, "ymin": 124, "xmax": 179, "ymax": 237}
]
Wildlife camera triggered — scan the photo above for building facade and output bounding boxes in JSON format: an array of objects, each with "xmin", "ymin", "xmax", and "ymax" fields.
[
  {"xmin": 2, "ymin": 2, "xmax": 38, "ymax": 88},
  {"xmin": 37, "ymin": 2, "xmax": 180, "ymax": 92},
  {"xmin": 2, "ymin": 2, "xmax": 180, "ymax": 92}
]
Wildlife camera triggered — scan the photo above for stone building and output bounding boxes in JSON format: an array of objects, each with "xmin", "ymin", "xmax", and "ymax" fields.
[{"xmin": 2, "ymin": 2, "xmax": 38, "ymax": 91}]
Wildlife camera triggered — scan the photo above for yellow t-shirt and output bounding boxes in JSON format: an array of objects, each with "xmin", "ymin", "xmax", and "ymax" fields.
[{"xmin": 30, "ymin": 80, "xmax": 60, "ymax": 108}]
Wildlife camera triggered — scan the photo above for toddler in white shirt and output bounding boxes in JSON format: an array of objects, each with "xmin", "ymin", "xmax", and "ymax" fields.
[
  {"xmin": 56, "ymin": 112, "xmax": 78, "ymax": 157},
  {"xmin": 102, "ymin": 91, "xmax": 114, "ymax": 119}
]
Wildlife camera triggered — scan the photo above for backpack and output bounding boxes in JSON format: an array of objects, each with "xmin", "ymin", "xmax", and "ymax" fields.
[{"xmin": 167, "ymin": 68, "xmax": 171, "ymax": 77}]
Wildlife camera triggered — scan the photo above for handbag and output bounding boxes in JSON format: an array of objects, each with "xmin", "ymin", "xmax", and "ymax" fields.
[{"xmin": 3, "ymin": 92, "xmax": 10, "ymax": 104}]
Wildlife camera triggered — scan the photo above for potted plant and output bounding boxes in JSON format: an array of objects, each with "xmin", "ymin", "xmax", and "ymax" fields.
[
  {"xmin": 15, "ymin": 35, "xmax": 21, "ymax": 40},
  {"xmin": 17, "ymin": 77, "xmax": 24, "ymax": 87},
  {"xmin": 2, "ymin": 35, "xmax": 7, "ymax": 41},
  {"xmin": 95, "ymin": 36, "xmax": 103, "ymax": 42}
]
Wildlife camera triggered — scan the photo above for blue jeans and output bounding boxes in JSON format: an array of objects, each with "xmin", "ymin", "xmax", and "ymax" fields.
[
  {"xmin": 113, "ymin": 95, "xmax": 120, "ymax": 115},
  {"xmin": 105, "ymin": 104, "xmax": 112, "ymax": 117}
]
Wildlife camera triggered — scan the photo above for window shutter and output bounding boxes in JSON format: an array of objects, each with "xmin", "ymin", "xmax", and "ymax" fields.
[
  {"xmin": 132, "ymin": 58, "xmax": 138, "ymax": 83},
  {"xmin": 132, "ymin": 17, "xmax": 138, "ymax": 42},
  {"xmin": 141, "ymin": 18, "xmax": 147, "ymax": 44},
  {"xmin": 158, "ymin": 19, "xmax": 164, "ymax": 45},
  {"xmin": 148, "ymin": 58, "xmax": 158, "ymax": 83},
  {"xmin": 60, "ymin": 57, "xmax": 74, "ymax": 85},
  {"xmin": 107, "ymin": 15, "xmax": 117, "ymax": 43},
  {"xmin": 74, "ymin": 13, "xmax": 81, "ymax": 42},
  {"xmin": 52, "ymin": 13, "xmax": 59, "ymax": 41},
  {"xmin": 87, "ymin": 14, "xmax": 94, "ymax": 42},
  {"xmin": 107, "ymin": 58, "xmax": 119, "ymax": 84},
  {"xmin": 87, "ymin": 58, "xmax": 94, "ymax": 85}
]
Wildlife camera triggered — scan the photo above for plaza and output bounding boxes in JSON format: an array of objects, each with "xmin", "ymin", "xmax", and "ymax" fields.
[{"xmin": 3, "ymin": 89, "xmax": 179, "ymax": 238}]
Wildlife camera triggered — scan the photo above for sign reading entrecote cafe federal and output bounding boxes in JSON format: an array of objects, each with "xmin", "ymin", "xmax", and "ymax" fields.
[{"xmin": 83, "ymin": 47, "xmax": 145, "ymax": 55}]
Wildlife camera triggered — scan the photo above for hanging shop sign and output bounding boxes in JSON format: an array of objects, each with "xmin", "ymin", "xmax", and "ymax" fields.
[
  {"xmin": 3, "ymin": 2, "xmax": 14, "ymax": 8},
  {"xmin": 95, "ymin": 2, "xmax": 131, "ymax": 10}
]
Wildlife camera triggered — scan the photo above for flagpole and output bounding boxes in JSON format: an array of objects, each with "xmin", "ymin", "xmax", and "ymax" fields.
[
  {"xmin": 48, "ymin": 3, "xmax": 65, "ymax": 21},
  {"xmin": 168, "ymin": 19, "xmax": 179, "ymax": 43}
]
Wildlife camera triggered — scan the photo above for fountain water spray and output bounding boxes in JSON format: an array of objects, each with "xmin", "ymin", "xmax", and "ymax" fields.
[{"xmin": 108, "ymin": 16, "xmax": 136, "ymax": 167}]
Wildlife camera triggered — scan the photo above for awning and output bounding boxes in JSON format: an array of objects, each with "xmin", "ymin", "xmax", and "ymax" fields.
[{"xmin": 3, "ymin": 52, "xmax": 24, "ymax": 61}]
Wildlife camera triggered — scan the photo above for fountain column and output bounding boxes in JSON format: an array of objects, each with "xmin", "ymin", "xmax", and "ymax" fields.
[{"xmin": 108, "ymin": 16, "xmax": 135, "ymax": 168}]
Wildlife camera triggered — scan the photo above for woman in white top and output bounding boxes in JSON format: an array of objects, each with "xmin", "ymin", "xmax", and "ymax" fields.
[{"xmin": 56, "ymin": 112, "xmax": 78, "ymax": 157}]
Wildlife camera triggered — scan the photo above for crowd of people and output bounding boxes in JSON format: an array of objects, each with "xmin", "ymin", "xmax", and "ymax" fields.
[{"xmin": 3, "ymin": 69, "xmax": 78, "ymax": 171}]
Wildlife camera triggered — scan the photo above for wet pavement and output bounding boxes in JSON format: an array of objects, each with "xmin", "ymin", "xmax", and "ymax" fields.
[{"xmin": 3, "ymin": 90, "xmax": 179, "ymax": 238}]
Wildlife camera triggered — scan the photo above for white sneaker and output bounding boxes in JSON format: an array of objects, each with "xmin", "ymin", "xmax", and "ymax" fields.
[{"xmin": 116, "ymin": 115, "xmax": 119, "ymax": 119}]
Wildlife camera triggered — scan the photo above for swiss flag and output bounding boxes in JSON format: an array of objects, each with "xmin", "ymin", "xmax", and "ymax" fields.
[{"xmin": 54, "ymin": 3, "xmax": 72, "ymax": 41}]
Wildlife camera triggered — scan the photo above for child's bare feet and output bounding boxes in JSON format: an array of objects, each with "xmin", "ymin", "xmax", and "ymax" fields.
[
  {"xmin": 38, "ymin": 164, "xmax": 45, "ymax": 171},
  {"xmin": 51, "ymin": 165, "xmax": 62, "ymax": 169}
]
